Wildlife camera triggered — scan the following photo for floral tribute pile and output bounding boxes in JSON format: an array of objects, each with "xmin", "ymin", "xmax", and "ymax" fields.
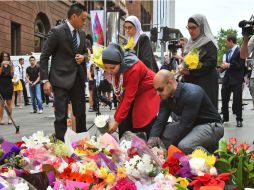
[{"xmin": 0, "ymin": 130, "xmax": 253, "ymax": 190}]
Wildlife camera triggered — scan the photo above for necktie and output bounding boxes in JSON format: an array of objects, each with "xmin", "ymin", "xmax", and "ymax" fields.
[
  {"xmin": 21, "ymin": 66, "xmax": 24, "ymax": 80},
  {"xmin": 228, "ymin": 49, "xmax": 232, "ymax": 61},
  {"xmin": 72, "ymin": 29, "xmax": 78, "ymax": 52}
]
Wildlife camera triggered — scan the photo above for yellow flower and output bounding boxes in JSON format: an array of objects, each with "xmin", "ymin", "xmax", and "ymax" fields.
[
  {"xmin": 191, "ymin": 149, "xmax": 207, "ymax": 159},
  {"xmin": 205, "ymin": 155, "xmax": 216, "ymax": 167},
  {"xmin": 184, "ymin": 49, "xmax": 199, "ymax": 70},
  {"xmin": 124, "ymin": 37, "xmax": 134, "ymax": 49},
  {"xmin": 117, "ymin": 167, "xmax": 126, "ymax": 178},
  {"xmin": 98, "ymin": 167, "xmax": 108, "ymax": 179},
  {"xmin": 105, "ymin": 173, "xmax": 115, "ymax": 183},
  {"xmin": 92, "ymin": 45, "xmax": 105, "ymax": 69},
  {"xmin": 176, "ymin": 177, "xmax": 189, "ymax": 187}
]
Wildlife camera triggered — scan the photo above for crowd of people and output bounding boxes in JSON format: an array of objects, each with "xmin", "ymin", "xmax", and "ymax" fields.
[{"xmin": 1, "ymin": 2, "xmax": 254, "ymax": 154}]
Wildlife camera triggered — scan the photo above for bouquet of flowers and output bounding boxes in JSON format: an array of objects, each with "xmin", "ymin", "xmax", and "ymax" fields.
[
  {"xmin": 183, "ymin": 48, "xmax": 201, "ymax": 70},
  {"xmin": 215, "ymin": 137, "xmax": 254, "ymax": 189},
  {"xmin": 124, "ymin": 37, "xmax": 135, "ymax": 50},
  {"xmin": 125, "ymin": 153, "xmax": 160, "ymax": 180},
  {"xmin": 92, "ymin": 44, "xmax": 105, "ymax": 69}
]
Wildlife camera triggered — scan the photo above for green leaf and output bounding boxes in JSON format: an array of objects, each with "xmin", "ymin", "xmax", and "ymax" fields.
[
  {"xmin": 234, "ymin": 156, "xmax": 244, "ymax": 189},
  {"xmin": 215, "ymin": 159, "xmax": 231, "ymax": 173},
  {"xmin": 174, "ymin": 184, "xmax": 188, "ymax": 190}
]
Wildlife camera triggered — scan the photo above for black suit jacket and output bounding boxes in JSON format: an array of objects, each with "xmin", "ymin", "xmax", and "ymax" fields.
[
  {"xmin": 223, "ymin": 47, "xmax": 245, "ymax": 85},
  {"xmin": 40, "ymin": 23, "xmax": 88, "ymax": 90}
]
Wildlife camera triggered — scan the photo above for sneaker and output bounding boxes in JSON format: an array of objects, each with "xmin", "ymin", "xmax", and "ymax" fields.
[
  {"xmin": 88, "ymin": 107, "xmax": 95, "ymax": 112},
  {"xmin": 38, "ymin": 110, "xmax": 43, "ymax": 114},
  {"xmin": 30, "ymin": 110, "xmax": 37, "ymax": 113}
]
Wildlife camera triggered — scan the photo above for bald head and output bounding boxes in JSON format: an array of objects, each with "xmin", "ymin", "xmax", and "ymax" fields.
[
  {"xmin": 154, "ymin": 69, "xmax": 175, "ymax": 84},
  {"xmin": 154, "ymin": 70, "xmax": 176, "ymax": 99}
]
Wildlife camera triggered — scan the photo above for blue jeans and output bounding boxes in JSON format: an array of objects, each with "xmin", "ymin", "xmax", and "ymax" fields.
[{"xmin": 29, "ymin": 83, "xmax": 43, "ymax": 111}]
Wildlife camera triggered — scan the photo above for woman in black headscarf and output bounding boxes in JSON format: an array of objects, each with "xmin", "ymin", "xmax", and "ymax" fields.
[
  {"xmin": 180, "ymin": 14, "xmax": 219, "ymax": 109},
  {"xmin": 102, "ymin": 43, "xmax": 160, "ymax": 139}
]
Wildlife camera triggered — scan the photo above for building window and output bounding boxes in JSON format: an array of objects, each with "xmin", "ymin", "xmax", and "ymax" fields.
[
  {"xmin": 11, "ymin": 22, "xmax": 21, "ymax": 55},
  {"xmin": 34, "ymin": 13, "xmax": 50, "ymax": 52}
]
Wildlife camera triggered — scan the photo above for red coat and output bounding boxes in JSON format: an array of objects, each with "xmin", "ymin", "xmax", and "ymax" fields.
[{"xmin": 114, "ymin": 60, "xmax": 160, "ymax": 128}]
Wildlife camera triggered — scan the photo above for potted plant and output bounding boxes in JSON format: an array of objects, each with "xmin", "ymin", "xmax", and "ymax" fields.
[{"xmin": 215, "ymin": 137, "xmax": 254, "ymax": 189}]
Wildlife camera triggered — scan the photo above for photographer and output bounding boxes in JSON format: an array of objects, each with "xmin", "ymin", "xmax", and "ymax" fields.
[
  {"xmin": 161, "ymin": 40, "xmax": 183, "ymax": 71},
  {"xmin": 239, "ymin": 17, "xmax": 254, "ymax": 109}
]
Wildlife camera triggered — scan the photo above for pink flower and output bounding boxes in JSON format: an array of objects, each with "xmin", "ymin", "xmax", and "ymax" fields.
[
  {"xmin": 239, "ymin": 143, "xmax": 250, "ymax": 150},
  {"xmin": 110, "ymin": 178, "xmax": 137, "ymax": 190},
  {"xmin": 226, "ymin": 144, "xmax": 232, "ymax": 151},
  {"xmin": 234, "ymin": 146, "xmax": 240, "ymax": 153},
  {"xmin": 251, "ymin": 153, "xmax": 254, "ymax": 159},
  {"xmin": 229, "ymin": 137, "xmax": 237, "ymax": 145}
]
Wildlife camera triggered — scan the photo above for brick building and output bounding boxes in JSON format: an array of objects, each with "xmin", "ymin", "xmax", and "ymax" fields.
[
  {"xmin": 0, "ymin": 1, "xmax": 78, "ymax": 55},
  {"xmin": 125, "ymin": 1, "xmax": 153, "ymax": 32},
  {"xmin": 0, "ymin": 0, "xmax": 128, "ymax": 56}
]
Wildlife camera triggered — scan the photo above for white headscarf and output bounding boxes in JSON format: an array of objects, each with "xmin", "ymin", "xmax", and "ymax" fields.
[
  {"xmin": 125, "ymin": 15, "xmax": 144, "ymax": 46},
  {"xmin": 184, "ymin": 14, "xmax": 218, "ymax": 54}
]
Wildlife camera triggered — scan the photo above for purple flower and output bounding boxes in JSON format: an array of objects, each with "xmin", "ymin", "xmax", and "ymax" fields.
[{"xmin": 177, "ymin": 155, "xmax": 193, "ymax": 178}]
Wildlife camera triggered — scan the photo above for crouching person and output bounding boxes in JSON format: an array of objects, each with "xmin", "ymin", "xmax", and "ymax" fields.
[{"xmin": 148, "ymin": 70, "xmax": 224, "ymax": 154}]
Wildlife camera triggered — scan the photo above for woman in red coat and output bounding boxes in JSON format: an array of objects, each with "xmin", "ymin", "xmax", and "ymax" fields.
[{"xmin": 102, "ymin": 43, "xmax": 160, "ymax": 139}]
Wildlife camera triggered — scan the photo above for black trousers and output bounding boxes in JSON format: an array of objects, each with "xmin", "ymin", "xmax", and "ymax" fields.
[
  {"xmin": 15, "ymin": 79, "xmax": 29, "ymax": 105},
  {"xmin": 118, "ymin": 102, "xmax": 155, "ymax": 140},
  {"xmin": 222, "ymin": 83, "xmax": 243, "ymax": 121},
  {"xmin": 52, "ymin": 75, "xmax": 86, "ymax": 141}
]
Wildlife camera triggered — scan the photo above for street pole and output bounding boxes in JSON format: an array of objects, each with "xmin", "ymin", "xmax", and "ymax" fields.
[{"xmin": 104, "ymin": 0, "xmax": 107, "ymax": 46}]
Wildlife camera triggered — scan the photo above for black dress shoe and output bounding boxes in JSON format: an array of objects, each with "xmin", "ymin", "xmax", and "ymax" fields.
[{"xmin": 236, "ymin": 121, "xmax": 243, "ymax": 127}]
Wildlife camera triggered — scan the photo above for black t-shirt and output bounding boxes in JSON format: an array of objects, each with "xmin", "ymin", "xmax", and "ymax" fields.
[{"xmin": 26, "ymin": 66, "xmax": 40, "ymax": 82}]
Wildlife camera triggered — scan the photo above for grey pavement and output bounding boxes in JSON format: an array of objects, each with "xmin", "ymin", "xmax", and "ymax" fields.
[{"xmin": 0, "ymin": 100, "xmax": 254, "ymax": 147}]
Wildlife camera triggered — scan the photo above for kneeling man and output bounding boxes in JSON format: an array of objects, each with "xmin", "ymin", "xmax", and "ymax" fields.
[{"xmin": 148, "ymin": 70, "xmax": 224, "ymax": 154}]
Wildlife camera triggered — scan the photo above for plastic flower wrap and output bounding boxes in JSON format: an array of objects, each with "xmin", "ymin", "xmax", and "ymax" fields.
[
  {"xmin": 124, "ymin": 37, "xmax": 135, "ymax": 49},
  {"xmin": 215, "ymin": 137, "xmax": 254, "ymax": 189},
  {"xmin": 92, "ymin": 44, "xmax": 105, "ymax": 69},
  {"xmin": 183, "ymin": 48, "xmax": 201, "ymax": 70}
]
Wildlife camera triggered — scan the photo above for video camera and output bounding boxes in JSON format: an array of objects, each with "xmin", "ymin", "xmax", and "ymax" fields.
[
  {"xmin": 168, "ymin": 40, "xmax": 182, "ymax": 54},
  {"xmin": 239, "ymin": 15, "xmax": 254, "ymax": 36}
]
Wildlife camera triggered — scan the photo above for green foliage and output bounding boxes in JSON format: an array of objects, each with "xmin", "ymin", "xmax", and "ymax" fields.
[{"xmin": 216, "ymin": 28, "xmax": 242, "ymax": 64}]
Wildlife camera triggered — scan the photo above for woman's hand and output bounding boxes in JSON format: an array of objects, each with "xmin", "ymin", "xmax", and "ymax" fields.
[
  {"xmin": 179, "ymin": 67, "xmax": 190, "ymax": 75},
  {"xmin": 108, "ymin": 120, "xmax": 119, "ymax": 134}
]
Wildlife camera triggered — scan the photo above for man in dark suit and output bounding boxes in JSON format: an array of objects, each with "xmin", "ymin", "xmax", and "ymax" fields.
[
  {"xmin": 221, "ymin": 35, "xmax": 245, "ymax": 127},
  {"xmin": 40, "ymin": 3, "xmax": 88, "ymax": 141}
]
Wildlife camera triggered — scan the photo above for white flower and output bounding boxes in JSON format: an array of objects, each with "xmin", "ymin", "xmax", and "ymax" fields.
[
  {"xmin": 189, "ymin": 157, "xmax": 206, "ymax": 176},
  {"xmin": 22, "ymin": 131, "xmax": 50, "ymax": 147},
  {"xmin": 15, "ymin": 182, "xmax": 29, "ymax": 190},
  {"xmin": 47, "ymin": 186, "xmax": 54, "ymax": 190},
  {"xmin": 209, "ymin": 167, "xmax": 218, "ymax": 175}
]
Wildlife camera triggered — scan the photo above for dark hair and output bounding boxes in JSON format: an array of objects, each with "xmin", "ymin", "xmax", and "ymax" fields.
[
  {"xmin": 188, "ymin": 18, "xmax": 198, "ymax": 26},
  {"xmin": 67, "ymin": 2, "xmax": 86, "ymax": 19},
  {"xmin": 0, "ymin": 51, "xmax": 11, "ymax": 63},
  {"xmin": 19, "ymin": 58, "xmax": 24, "ymax": 62},
  {"xmin": 227, "ymin": 35, "xmax": 237, "ymax": 44},
  {"xmin": 29, "ymin": 56, "xmax": 35, "ymax": 61}
]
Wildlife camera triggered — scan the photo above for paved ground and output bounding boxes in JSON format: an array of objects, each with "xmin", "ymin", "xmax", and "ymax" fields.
[{"xmin": 0, "ymin": 100, "xmax": 254, "ymax": 147}]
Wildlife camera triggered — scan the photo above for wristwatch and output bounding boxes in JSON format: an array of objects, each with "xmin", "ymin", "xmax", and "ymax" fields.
[{"xmin": 42, "ymin": 80, "xmax": 49, "ymax": 84}]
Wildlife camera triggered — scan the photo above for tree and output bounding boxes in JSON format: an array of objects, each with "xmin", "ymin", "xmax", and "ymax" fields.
[{"xmin": 216, "ymin": 28, "xmax": 242, "ymax": 64}]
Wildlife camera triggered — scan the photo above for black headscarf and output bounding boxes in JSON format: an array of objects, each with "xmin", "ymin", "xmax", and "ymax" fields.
[{"xmin": 102, "ymin": 43, "xmax": 139, "ymax": 73}]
